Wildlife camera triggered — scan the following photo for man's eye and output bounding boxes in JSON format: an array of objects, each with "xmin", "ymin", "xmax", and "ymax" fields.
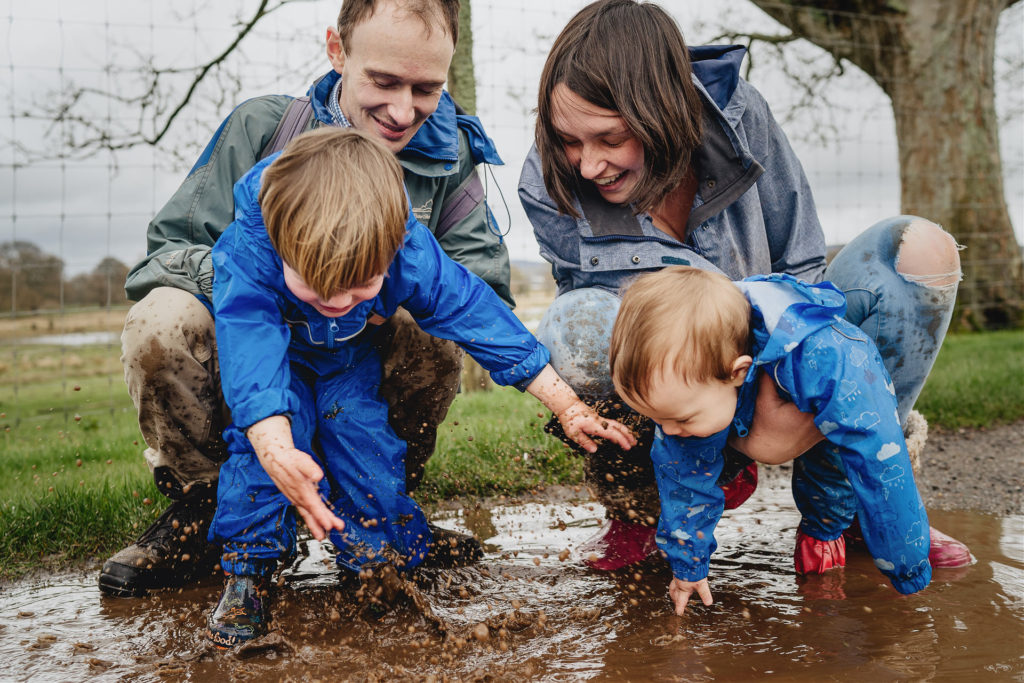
[{"xmin": 415, "ymin": 86, "xmax": 441, "ymax": 96}]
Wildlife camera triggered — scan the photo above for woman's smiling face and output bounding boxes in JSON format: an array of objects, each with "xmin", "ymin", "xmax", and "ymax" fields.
[{"xmin": 550, "ymin": 83, "xmax": 645, "ymax": 205}]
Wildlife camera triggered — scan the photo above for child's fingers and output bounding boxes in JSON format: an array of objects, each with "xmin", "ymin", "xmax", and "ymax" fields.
[
  {"xmin": 696, "ymin": 580, "xmax": 714, "ymax": 606},
  {"xmin": 671, "ymin": 588, "xmax": 691, "ymax": 616}
]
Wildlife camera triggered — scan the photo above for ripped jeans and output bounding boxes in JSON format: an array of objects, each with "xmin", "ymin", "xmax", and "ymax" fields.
[{"xmin": 536, "ymin": 216, "xmax": 961, "ymax": 523}]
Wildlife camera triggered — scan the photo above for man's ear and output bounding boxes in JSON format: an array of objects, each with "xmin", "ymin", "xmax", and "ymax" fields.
[
  {"xmin": 326, "ymin": 27, "xmax": 346, "ymax": 74},
  {"xmin": 730, "ymin": 355, "xmax": 753, "ymax": 386}
]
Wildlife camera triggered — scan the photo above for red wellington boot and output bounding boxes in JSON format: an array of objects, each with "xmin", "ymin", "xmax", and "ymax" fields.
[
  {"xmin": 794, "ymin": 529, "xmax": 846, "ymax": 575},
  {"xmin": 721, "ymin": 461, "xmax": 758, "ymax": 510},
  {"xmin": 844, "ymin": 519, "xmax": 973, "ymax": 569},
  {"xmin": 578, "ymin": 519, "xmax": 658, "ymax": 571}
]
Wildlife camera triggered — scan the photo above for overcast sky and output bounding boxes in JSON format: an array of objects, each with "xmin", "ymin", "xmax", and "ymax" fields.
[{"xmin": 1, "ymin": 0, "xmax": 1021, "ymax": 276}]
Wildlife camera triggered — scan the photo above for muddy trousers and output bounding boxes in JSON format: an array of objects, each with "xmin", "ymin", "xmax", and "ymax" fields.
[
  {"xmin": 536, "ymin": 217, "xmax": 960, "ymax": 525},
  {"xmin": 121, "ymin": 287, "xmax": 462, "ymax": 500},
  {"xmin": 210, "ymin": 349, "xmax": 432, "ymax": 576}
]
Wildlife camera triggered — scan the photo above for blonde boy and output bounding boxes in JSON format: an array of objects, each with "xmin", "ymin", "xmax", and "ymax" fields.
[
  {"xmin": 610, "ymin": 266, "xmax": 931, "ymax": 615},
  {"xmin": 205, "ymin": 128, "xmax": 634, "ymax": 647}
]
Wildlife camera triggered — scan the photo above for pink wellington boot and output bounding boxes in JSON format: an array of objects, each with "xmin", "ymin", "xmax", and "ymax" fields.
[
  {"xmin": 844, "ymin": 519, "xmax": 973, "ymax": 569},
  {"xmin": 578, "ymin": 519, "xmax": 658, "ymax": 571},
  {"xmin": 927, "ymin": 527, "xmax": 974, "ymax": 569},
  {"xmin": 794, "ymin": 529, "xmax": 846, "ymax": 575}
]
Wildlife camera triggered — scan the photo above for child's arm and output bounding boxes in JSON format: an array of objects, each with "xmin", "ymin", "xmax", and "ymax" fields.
[
  {"xmin": 246, "ymin": 415, "xmax": 346, "ymax": 541},
  {"xmin": 525, "ymin": 365, "xmax": 636, "ymax": 453},
  {"xmin": 669, "ymin": 577, "xmax": 713, "ymax": 616}
]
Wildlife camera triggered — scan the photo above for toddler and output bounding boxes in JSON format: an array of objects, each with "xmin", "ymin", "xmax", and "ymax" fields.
[{"xmin": 609, "ymin": 266, "xmax": 931, "ymax": 614}]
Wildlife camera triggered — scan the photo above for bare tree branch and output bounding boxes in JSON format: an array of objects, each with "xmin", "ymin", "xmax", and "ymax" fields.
[{"xmin": 18, "ymin": 0, "xmax": 315, "ymax": 163}]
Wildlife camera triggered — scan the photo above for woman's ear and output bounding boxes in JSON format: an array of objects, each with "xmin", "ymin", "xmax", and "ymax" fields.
[{"xmin": 730, "ymin": 355, "xmax": 753, "ymax": 385}]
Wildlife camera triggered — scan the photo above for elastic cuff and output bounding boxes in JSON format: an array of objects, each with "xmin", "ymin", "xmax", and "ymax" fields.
[
  {"xmin": 221, "ymin": 555, "xmax": 278, "ymax": 577},
  {"xmin": 888, "ymin": 565, "xmax": 932, "ymax": 595}
]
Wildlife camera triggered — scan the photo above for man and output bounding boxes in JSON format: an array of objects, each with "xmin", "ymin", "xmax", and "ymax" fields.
[{"xmin": 99, "ymin": 0, "xmax": 510, "ymax": 598}]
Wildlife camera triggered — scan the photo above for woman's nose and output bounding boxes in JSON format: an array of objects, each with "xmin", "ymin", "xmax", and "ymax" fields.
[{"xmin": 578, "ymin": 145, "xmax": 606, "ymax": 179}]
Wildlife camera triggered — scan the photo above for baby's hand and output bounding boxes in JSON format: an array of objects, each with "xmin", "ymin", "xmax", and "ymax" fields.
[
  {"xmin": 668, "ymin": 577, "xmax": 713, "ymax": 615},
  {"xmin": 556, "ymin": 399, "xmax": 637, "ymax": 453}
]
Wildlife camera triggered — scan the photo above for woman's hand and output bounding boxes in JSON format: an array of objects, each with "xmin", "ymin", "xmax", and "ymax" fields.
[
  {"xmin": 728, "ymin": 370, "xmax": 823, "ymax": 464},
  {"xmin": 247, "ymin": 416, "xmax": 345, "ymax": 541},
  {"xmin": 669, "ymin": 577, "xmax": 713, "ymax": 615}
]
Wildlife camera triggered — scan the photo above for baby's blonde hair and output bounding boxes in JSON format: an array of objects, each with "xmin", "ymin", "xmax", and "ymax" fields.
[
  {"xmin": 610, "ymin": 266, "xmax": 751, "ymax": 405},
  {"xmin": 260, "ymin": 127, "xmax": 407, "ymax": 300}
]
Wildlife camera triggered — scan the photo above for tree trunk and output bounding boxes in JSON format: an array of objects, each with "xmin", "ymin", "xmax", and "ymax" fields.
[
  {"xmin": 447, "ymin": 1, "xmax": 477, "ymax": 115},
  {"xmin": 751, "ymin": 0, "xmax": 1022, "ymax": 329}
]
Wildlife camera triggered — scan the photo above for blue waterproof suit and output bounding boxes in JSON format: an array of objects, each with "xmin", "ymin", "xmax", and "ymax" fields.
[
  {"xmin": 208, "ymin": 155, "xmax": 549, "ymax": 576},
  {"xmin": 653, "ymin": 274, "xmax": 932, "ymax": 595}
]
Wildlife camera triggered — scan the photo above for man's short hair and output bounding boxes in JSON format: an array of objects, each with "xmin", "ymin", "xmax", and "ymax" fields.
[
  {"xmin": 535, "ymin": 0, "xmax": 704, "ymax": 217},
  {"xmin": 610, "ymin": 267, "xmax": 751, "ymax": 404},
  {"xmin": 260, "ymin": 128, "xmax": 407, "ymax": 300},
  {"xmin": 337, "ymin": 0, "xmax": 460, "ymax": 49}
]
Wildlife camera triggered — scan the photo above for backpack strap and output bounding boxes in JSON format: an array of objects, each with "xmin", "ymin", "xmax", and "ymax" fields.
[
  {"xmin": 259, "ymin": 96, "xmax": 314, "ymax": 160},
  {"xmin": 434, "ymin": 171, "xmax": 485, "ymax": 241}
]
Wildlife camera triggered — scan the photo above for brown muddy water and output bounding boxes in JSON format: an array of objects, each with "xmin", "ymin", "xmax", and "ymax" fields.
[{"xmin": 2, "ymin": 485, "xmax": 1022, "ymax": 682}]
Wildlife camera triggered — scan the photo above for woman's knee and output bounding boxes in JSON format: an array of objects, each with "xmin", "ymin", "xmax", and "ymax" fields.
[
  {"xmin": 895, "ymin": 218, "xmax": 962, "ymax": 287},
  {"xmin": 536, "ymin": 288, "xmax": 621, "ymax": 399}
]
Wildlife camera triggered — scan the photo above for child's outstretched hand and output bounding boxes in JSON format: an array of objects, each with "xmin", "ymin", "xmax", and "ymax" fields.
[
  {"xmin": 247, "ymin": 415, "xmax": 346, "ymax": 541},
  {"xmin": 526, "ymin": 365, "xmax": 636, "ymax": 453},
  {"xmin": 669, "ymin": 577, "xmax": 713, "ymax": 615},
  {"xmin": 554, "ymin": 398, "xmax": 636, "ymax": 453}
]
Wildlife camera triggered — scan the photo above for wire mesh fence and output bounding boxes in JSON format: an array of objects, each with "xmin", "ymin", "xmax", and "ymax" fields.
[{"xmin": 1, "ymin": 0, "xmax": 1021, "ymax": 429}]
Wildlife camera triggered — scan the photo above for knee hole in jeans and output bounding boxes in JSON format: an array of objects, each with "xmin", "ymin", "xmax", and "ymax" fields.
[{"xmin": 895, "ymin": 219, "xmax": 963, "ymax": 287}]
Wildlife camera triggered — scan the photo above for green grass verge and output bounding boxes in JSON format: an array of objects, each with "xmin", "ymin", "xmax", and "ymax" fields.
[{"xmin": 0, "ymin": 329, "xmax": 1020, "ymax": 581}]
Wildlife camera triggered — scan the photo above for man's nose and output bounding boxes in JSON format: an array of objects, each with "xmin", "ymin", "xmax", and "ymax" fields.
[{"xmin": 386, "ymin": 89, "xmax": 415, "ymax": 127}]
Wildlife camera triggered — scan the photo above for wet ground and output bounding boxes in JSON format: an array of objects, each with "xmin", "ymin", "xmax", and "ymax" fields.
[{"xmin": 2, "ymin": 482, "xmax": 1022, "ymax": 682}]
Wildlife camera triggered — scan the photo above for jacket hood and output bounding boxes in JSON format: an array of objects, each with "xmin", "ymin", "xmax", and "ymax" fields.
[
  {"xmin": 308, "ymin": 71, "xmax": 502, "ymax": 166},
  {"xmin": 689, "ymin": 45, "xmax": 746, "ymax": 111},
  {"xmin": 736, "ymin": 274, "xmax": 847, "ymax": 368}
]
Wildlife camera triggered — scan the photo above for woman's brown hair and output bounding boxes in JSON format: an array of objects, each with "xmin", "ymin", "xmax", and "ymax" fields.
[{"xmin": 536, "ymin": 0, "xmax": 704, "ymax": 217}]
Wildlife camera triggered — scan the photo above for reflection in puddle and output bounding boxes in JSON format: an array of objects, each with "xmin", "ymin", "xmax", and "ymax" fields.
[{"xmin": 2, "ymin": 486, "xmax": 1022, "ymax": 681}]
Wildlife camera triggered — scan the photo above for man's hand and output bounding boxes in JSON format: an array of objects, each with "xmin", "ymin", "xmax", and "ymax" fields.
[
  {"xmin": 669, "ymin": 577, "xmax": 713, "ymax": 615},
  {"xmin": 728, "ymin": 370, "xmax": 823, "ymax": 464},
  {"xmin": 247, "ymin": 416, "xmax": 345, "ymax": 540}
]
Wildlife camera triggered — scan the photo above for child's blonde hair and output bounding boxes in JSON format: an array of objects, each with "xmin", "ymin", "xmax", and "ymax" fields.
[
  {"xmin": 610, "ymin": 266, "xmax": 752, "ymax": 404},
  {"xmin": 260, "ymin": 127, "xmax": 407, "ymax": 300}
]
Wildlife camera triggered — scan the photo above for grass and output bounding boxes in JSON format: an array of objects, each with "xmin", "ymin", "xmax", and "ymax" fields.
[{"xmin": 0, "ymin": 329, "xmax": 1020, "ymax": 581}]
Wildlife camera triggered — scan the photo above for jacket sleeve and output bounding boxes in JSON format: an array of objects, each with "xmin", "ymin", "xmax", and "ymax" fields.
[
  {"xmin": 429, "ymin": 127, "xmax": 515, "ymax": 308},
  {"xmin": 125, "ymin": 95, "xmax": 292, "ymax": 302},
  {"xmin": 650, "ymin": 428, "xmax": 728, "ymax": 582},
  {"xmin": 518, "ymin": 145, "xmax": 579, "ymax": 295},
  {"xmin": 210, "ymin": 176, "xmax": 297, "ymax": 430},
  {"xmin": 778, "ymin": 325, "xmax": 932, "ymax": 594},
  {"xmin": 392, "ymin": 224, "xmax": 549, "ymax": 389},
  {"xmin": 738, "ymin": 81, "xmax": 828, "ymax": 283}
]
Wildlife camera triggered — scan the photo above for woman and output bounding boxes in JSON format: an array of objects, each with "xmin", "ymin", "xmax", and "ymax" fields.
[{"xmin": 518, "ymin": 0, "xmax": 969, "ymax": 573}]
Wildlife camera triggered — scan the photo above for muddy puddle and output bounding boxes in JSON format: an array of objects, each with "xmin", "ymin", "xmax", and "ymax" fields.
[{"xmin": 2, "ymin": 484, "xmax": 1022, "ymax": 681}]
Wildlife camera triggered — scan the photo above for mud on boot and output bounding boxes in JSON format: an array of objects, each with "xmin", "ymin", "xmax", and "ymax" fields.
[
  {"xmin": 98, "ymin": 486, "xmax": 219, "ymax": 598},
  {"xmin": 421, "ymin": 524, "xmax": 484, "ymax": 569},
  {"xmin": 205, "ymin": 574, "xmax": 271, "ymax": 649}
]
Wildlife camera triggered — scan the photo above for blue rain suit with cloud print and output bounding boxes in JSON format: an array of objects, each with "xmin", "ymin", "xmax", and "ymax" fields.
[
  {"xmin": 652, "ymin": 274, "xmax": 931, "ymax": 594},
  {"xmin": 208, "ymin": 154, "xmax": 549, "ymax": 576}
]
